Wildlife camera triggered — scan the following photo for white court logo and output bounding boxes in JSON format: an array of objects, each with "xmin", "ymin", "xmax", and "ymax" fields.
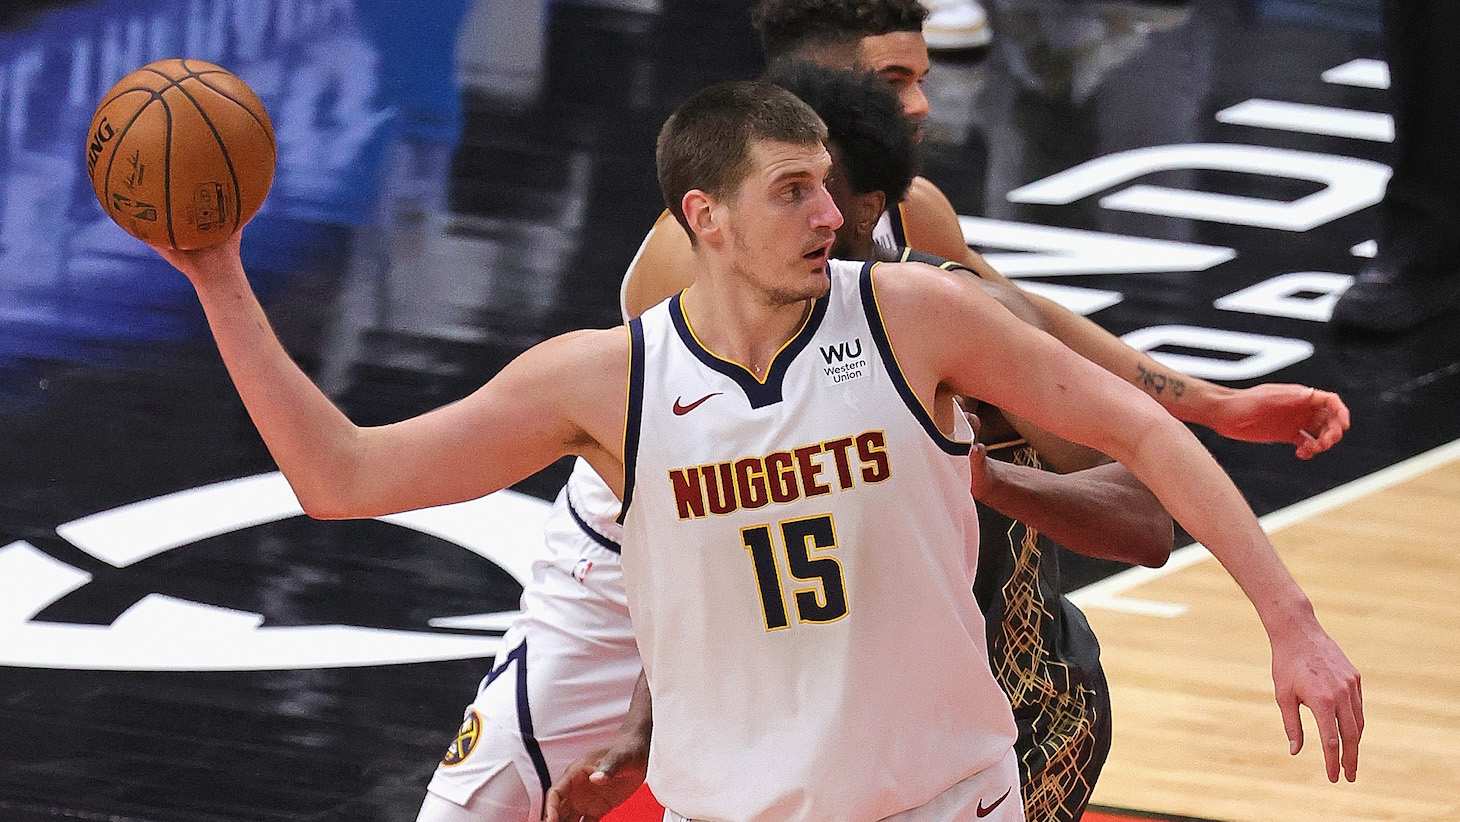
[{"xmin": 0, "ymin": 474, "xmax": 549, "ymax": 671}]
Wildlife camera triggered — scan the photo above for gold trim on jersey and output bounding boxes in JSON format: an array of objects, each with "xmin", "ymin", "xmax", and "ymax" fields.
[{"xmin": 675, "ymin": 294, "xmax": 815, "ymax": 386}]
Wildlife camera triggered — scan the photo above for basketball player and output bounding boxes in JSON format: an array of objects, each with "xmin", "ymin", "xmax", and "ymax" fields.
[
  {"xmin": 623, "ymin": 0, "xmax": 1351, "ymax": 464},
  {"xmin": 431, "ymin": 4, "xmax": 1351, "ymax": 818},
  {"xmin": 151, "ymin": 80, "xmax": 1360, "ymax": 821},
  {"xmin": 418, "ymin": 67, "xmax": 1171, "ymax": 822},
  {"xmin": 546, "ymin": 63, "xmax": 1162, "ymax": 822}
]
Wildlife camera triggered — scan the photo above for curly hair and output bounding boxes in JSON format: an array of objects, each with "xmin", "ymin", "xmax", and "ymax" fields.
[
  {"xmin": 750, "ymin": 0, "xmax": 928, "ymax": 61},
  {"xmin": 768, "ymin": 62, "xmax": 916, "ymax": 205}
]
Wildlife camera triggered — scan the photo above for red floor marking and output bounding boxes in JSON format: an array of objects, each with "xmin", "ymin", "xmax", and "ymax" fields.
[
  {"xmin": 600, "ymin": 784, "xmax": 662, "ymax": 822},
  {"xmin": 597, "ymin": 793, "xmax": 1224, "ymax": 822}
]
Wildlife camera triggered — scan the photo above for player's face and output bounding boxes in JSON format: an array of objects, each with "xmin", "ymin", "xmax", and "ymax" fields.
[
  {"xmin": 825, "ymin": 145, "xmax": 877, "ymax": 261},
  {"xmin": 723, "ymin": 138, "xmax": 842, "ymax": 303},
  {"xmin": 855, "ymin": 31, "xmax": 931, "ymax": 138}
]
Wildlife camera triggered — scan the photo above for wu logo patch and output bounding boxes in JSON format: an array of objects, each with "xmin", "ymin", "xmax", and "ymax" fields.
[
  {"xmin": 441, "ymin": 709, "xmax": 482, "ymax": 766},
  {"xmin": 819, "ymin": 338, "xmax": 867, "ymax": 386},
  {"xmin": 819, "ymin": 338, "xmax": 862, "ymax": 364}
]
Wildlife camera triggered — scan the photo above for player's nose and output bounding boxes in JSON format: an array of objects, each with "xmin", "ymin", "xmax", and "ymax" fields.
[
  {"xmin": 901, "ymin": 84, "xmax": 930, "ymax": 127},
  {"xmin": 813, "ymin": 185, "xmax": 843, "ymax": 232}
]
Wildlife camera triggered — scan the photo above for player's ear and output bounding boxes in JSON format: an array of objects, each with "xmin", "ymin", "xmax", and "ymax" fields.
[
  {"xmin": 683, "ymin": 189, "xmax": 723, "ymax": 245},
  {"xmin": 857, "ymin": 191, "xmax": 886, "ymax": 235}
]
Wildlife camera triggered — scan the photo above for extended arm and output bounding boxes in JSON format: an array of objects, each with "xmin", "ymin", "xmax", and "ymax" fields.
[
  {"xmin": 972, "ymin": 448, "xmax": 1173, "ymax": 567},
  {"xmin": 900, "ymin": 178, "xmax": 1350, "ymax": 459},
  {"xmin": 151, "ymin": 233, "xmax": 627, "ymax": 519},
  {"xmin": 545, "ymin": 670, "xmax": 652, "ymax": 822},
  {"xmin": 878, "ymin": 261, "xmax": 1362, "ymax": 782}
]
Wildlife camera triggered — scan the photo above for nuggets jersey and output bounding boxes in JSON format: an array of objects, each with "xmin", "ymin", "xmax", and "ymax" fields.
[{"xmin": 619, "ymin": 259, "xmax": 1017, "ymax": 822}]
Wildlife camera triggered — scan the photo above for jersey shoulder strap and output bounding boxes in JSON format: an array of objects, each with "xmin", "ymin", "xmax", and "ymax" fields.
[{"xmin": 893, "ymin": 246, "xmax": 986, "ymax": 280}]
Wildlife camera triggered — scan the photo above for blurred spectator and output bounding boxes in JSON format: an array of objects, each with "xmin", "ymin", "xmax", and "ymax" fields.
[{"xmin": 1332, "ymin": 0, "xmax": 1460, "ymax": 332}]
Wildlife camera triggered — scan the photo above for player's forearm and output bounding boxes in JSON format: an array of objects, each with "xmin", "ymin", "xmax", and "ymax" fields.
[
  {"xmin": 1113, "ymin": 409, "xmax": 1317, "ymax": 637},
  {"xmin": 190, "ymin": 261, "xmax": 366, "ymax": 517},
  {"xmin": 1020, "ymin": 289, "xmax": 1230, "ymax": 425},
  {"xmin": 979, "ymin": 459, "xmax": 1173, "ymax": 567},
  {"xmin": 615, "ymin": 670, "xmax": 652, "ymax": 762}
]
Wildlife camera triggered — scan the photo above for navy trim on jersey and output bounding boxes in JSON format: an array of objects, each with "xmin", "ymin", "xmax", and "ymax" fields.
[
  {"xmin": 858, "ymin": 260, "xmax": 972, "ymax": 456},
  {"xmin": 483, "ymin": 639, "xmax": 552, "ymax": 817},
  {"xmin": 889, "ymin": 204, "xmax": 908, "ymax": 248},
  {"xmin": 668, "ymin": 288, "xmax": 830, "ymax": 410},
  {"xmin": 617, "ymin": 318, "xmax": 645, "ymax": 526},
  {"xmin": 899, "ymin": 247, "xmax": 982, "ymax": 280},
  {"xmin": 566, "ymin": 487, "xmax": 622, "ymax": 554}
]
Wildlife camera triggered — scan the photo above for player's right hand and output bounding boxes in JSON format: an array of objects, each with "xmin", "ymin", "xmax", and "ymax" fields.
[
  {"xmin": 543, "ymin": 743, "xmax": 648, "ymax": 822},
  {"xmin": 1270, "ymin": 619, "xmax": 1363, "ymax": 783},
  {"xmin": 147, "ymin": 230, "xmax": 245, "ymax": 287}
]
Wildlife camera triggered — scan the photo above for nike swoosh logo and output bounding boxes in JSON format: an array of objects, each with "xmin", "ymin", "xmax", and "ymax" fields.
[
  {"xmin": 975, "ymin": 787, "xmax": 1011, "ymax": 818},
  {"xmin": 672, "ymin": 392, "xmax": 721, "ymax": 415}
]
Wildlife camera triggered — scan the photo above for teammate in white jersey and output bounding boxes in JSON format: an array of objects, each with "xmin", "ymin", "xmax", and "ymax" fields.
[{"xmin": 146, "ymin": 78, "xmax": 1362, "ymax": 822}]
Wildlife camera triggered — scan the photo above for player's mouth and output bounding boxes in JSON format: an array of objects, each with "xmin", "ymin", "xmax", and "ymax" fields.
[{"xmin": 802, "ymin": 238, "xmax": 833, "ymax": 266}]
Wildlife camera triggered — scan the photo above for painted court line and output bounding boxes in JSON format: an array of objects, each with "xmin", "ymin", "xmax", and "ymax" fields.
[{"xmin": 1071, "ymin": 437, "xmax": 1460, "ymax": 615}]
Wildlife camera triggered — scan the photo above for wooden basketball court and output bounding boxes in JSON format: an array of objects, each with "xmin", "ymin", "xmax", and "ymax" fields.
[{"xmin": 1078, "ymin": 441, "xmax": 1460, "ymax": 822}]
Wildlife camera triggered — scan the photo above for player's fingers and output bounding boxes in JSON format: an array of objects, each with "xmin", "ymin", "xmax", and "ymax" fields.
[
  {"xmin": 1295, "ymin": 430, "xmax": 1319, "ymax": 460},
  {"xmin": 1313, "ymin": 699, "xmax": 1342, "ymax": 783},
  {"xmin": 1338, "ymin": 691, "xmax": 1362, "ymax": 782},
  {"xmin": 1278, "ymin": 691, "xmax": 1304, "ymax": 756},
  {"xmin": 590, "ymin": 746, "xmax": 636, "ymax": 784},
  {"xmin": 543, "ymin": 789, "xmax": 563, "ymax": 822},
  {"xmin": 1314, "ymin": 389, "xmax": 1351, "ymax": 428},
  {"xmin": 1354, "ymin": 670, "xmax": 1365, "ymax": 735}
]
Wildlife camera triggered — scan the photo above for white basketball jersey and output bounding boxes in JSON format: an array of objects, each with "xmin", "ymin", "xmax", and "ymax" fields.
[{"xmin": 619, "ymin": 259, "xmax": 1016, "ymax": 822}]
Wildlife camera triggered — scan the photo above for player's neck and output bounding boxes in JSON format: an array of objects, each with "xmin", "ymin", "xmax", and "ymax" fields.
[{"xmin": 680, "ymin": 277, "xmax": 815, "ymax": 379}]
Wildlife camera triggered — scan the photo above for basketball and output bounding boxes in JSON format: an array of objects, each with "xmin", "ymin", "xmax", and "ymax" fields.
[{"xmin": 86, "ymin": 58, "xmax": 275, "ymax": 250}]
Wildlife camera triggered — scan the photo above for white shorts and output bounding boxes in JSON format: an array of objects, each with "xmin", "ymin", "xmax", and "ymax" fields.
[
  {"xmin": 424, "ymin": 483, "xmax": 641, "ymax": 820},
  {"xmin": 662, "ymin": 746, "xmax": 1023, "ymax": 822}
]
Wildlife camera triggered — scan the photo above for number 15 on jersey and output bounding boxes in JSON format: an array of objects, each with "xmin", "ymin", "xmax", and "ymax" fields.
[{"xmin": 741, "ymin": 514, "xmax": 849, "ymax": 630}]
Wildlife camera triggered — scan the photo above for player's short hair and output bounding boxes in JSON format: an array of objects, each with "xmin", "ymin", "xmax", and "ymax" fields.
[
  {"xmin": 657, "ymin": 80, "xmax": 828, "ymax": 239},
  {"xmin": 768, "ymin": 62, "xmax": 916, "ymax": 206},
  {"xmin": 750, "ymin": 0, "xmax": 928, "ymax": 62}
]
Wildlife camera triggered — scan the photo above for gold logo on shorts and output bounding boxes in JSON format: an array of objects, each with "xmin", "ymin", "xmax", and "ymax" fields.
[{"xmin": 441, "ymin": 709, "xmax": 482, "ymax": 766}]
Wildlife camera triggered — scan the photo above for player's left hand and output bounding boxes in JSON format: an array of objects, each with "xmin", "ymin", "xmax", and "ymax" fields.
[
  {"xmin": 544, "ymin": 743, "xmax": 647, "ymax": 822},
  {"xmin": 1270, "ymin": 622, "xmax": 1363, "ymax": 782},
  {"xmin": 1207, "ymin": 384, "xmax": 1350, "ymax": 459}
]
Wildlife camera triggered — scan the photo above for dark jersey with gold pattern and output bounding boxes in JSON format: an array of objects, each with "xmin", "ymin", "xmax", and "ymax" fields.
[{"xmin": 898, "ymin": 247, "xmax": 1112, "ymax": 822}]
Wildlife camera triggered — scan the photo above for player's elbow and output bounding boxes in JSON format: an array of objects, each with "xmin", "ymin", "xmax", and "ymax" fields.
[
  {"xmin": 294, "ymin": 485, "xmax": 356, "ymax": 521},
  {"xmin": 1128, "ymin": 514, "xmax": 1175, "ymax": 567},
  {"xmin": 285, "ymin": 470, "xmax": 373, "ymax": 521}
]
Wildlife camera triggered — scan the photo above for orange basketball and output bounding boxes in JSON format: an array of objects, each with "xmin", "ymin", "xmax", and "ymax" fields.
[{"xmin": 86, "ymin": 59, "xmax": 275, "ymax": 250}]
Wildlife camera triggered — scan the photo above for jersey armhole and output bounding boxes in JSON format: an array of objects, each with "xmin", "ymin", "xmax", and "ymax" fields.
[
  {"xmin": 859, "ymin": 261, "xmax": 972, "ymax": 457},
  {"xmin": 616, "ymin": 317, "xmax": 646, "ymax": 524}
]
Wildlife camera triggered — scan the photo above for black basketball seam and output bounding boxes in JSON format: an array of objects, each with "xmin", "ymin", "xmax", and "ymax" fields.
[
  {"xmin": 169, "ymin": 78, "xmax": 246, "ymax": 236},
  {"xmin": 109, "ymin": 62, "xmax": 275, "ymax": 155},
  {"xmin": 161, "ymin": 95, "xmax": 177, "ymax": 248},
  {"xmin": 95, "ymin": 85, "xmax": 161, "ymax": 113},
  {"xmin": 98, "ymin": 90, "xmax": 166, "ymax": 242},
  {"xmin": 186, "ymin": 71, "xmax": 278, "ymax": 152}
]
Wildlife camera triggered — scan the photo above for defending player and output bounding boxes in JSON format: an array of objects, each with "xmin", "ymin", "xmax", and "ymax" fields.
[
  {"xmin": 150, "ymin": 80, "xmax": 1360, "ymax": 822},
  {"xmin": 623, "ymin": 0, "xmax": 1351, "ymax": 462}
]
